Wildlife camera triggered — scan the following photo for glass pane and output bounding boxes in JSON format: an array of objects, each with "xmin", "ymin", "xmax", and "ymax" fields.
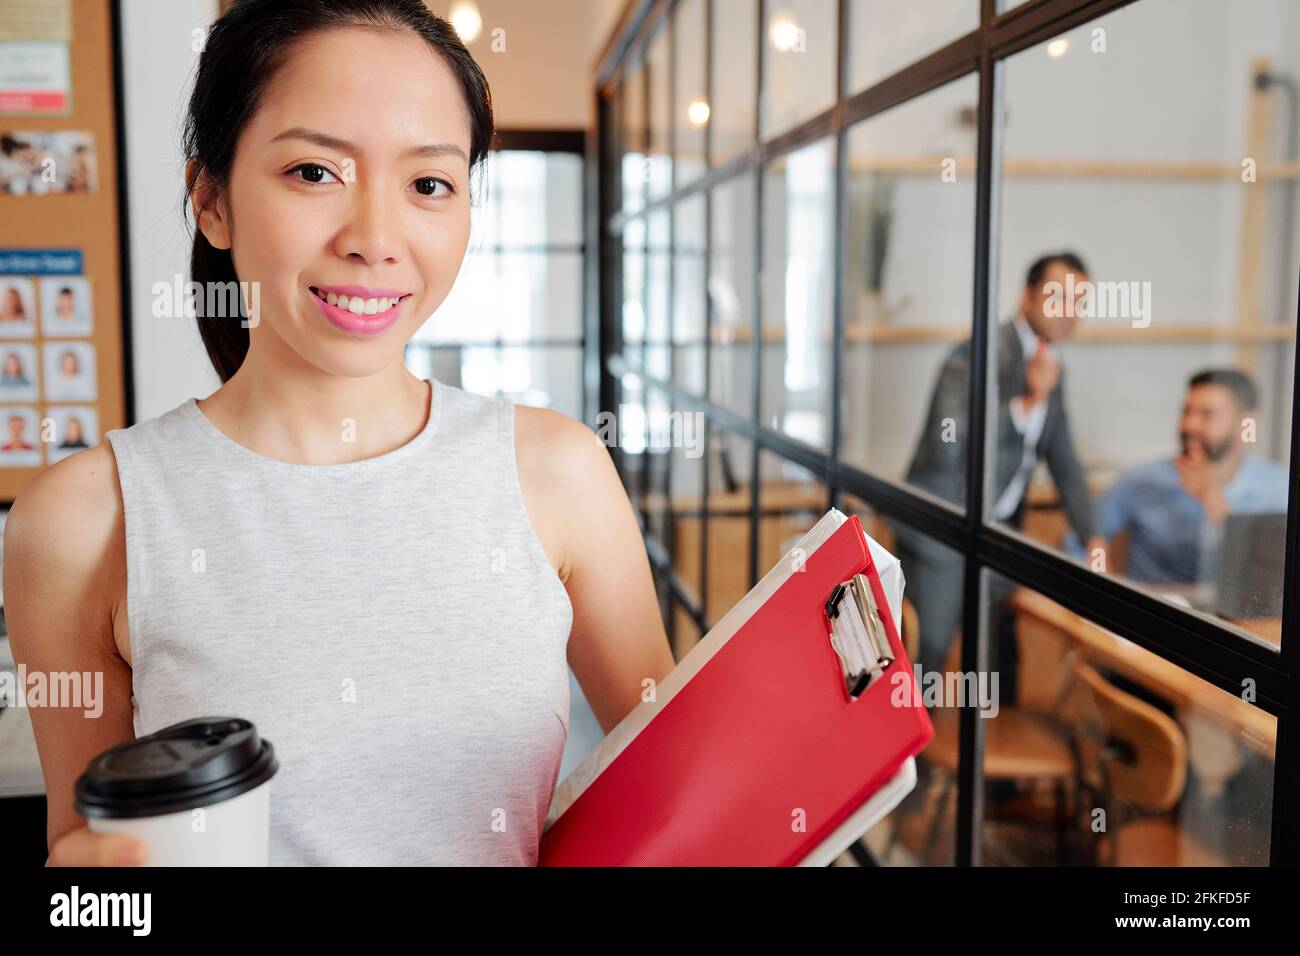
[
  {"xmin": 549, "ymin": 152, "xmax": 584, "ymax": 247},
  {"xmin": 471, "ymin": 150, "xmax": 583, "ymax": 249},
  {"xmin": 617, "ymin": 370, "xmax": 649, "ymax": 520},
  {"xmin": 841, "ymin": 76, "xmax": 978, "ymax": 508},
  {"xmin": 995, "ymin": 0, "xmax": 1295, "ymax": 648},
  {"xmin": 760, "ymin": 136, "xmax": 835, "ymax": 450},
  {"xmin": 674, "ymin": 0, "xmax": 708, "ymax": 186},
  {"xmin": 646, "ymin": 209, "xmax": 671, "ymax": 380},
  {"xmin": 979, "ymin": 571, "xmax": 1275, "ymax": 866},
  {"xmin": 621, "ymin": 216, "xmax": 645, "ymax": 369},
  {"xmin": 761, "ymin": 0, "xmax": 837, "ymax": 138},
  {"xmin": 705, "ymin": 427, "xmax": 754, "ymax": 625},
  {"xmin": 671, "ymin": 602, "xmax": 705, "ymax": 662},
  {"xmin": 418, "ymin": 346, "xmax": 582, "ymax": 420},
  {"xmin": 673, "ymin": 193, "xmax": 708, "ymax": 394},
  {"xmin": 653, "ymin": 573, "xmax": 673, "ymax": 649},
  {"xmin": 843, "ymin": 492, "xmax": 961, "ymax": 865},
  {"xmin": 645, "ymin": 386, "xmax": 673, "ymax": 546},
  {"xmin": 621, "ymin": 62, "xmax": 646, "ymax": 213},
  {"xmin": 710, "ymin": 171, "xmax": 757, "ymax": 418},
  {"xmin": 647, "ymin": 22, "xmax": 673, "ymax": 202},
  {"xmin": 421, "ymin": 250, "xmax": 582, "ymax": 342},
  {"xmin": 711, "ymin": 0, "xmax": 757, "ymax": 166},
  {"xmin": 757, "ymin": 450, "xmax": 827, "ymax": 573},
  {"xmin": 667, "ymin": 401, "xmax": 707, "ymax": 655},
  {"xmin": 847, "ymin": 0, "xmax": 978, "ymax": 94}
]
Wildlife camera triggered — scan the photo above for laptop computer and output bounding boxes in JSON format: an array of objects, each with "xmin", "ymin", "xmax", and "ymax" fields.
[{"xmin": 1213, "ymin": 511, "xmax": 1287, "ymax": 619}]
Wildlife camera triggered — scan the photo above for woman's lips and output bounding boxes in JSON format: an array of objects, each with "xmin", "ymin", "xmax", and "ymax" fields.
[{"xmin": 309, "ymin": 286, "xmax": 409, "ymax": 336}]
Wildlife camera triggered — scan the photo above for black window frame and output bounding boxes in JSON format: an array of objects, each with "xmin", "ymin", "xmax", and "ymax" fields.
[{"xmin": 590, "ymin": 0, "xmax": 1300, "ymax": 865}]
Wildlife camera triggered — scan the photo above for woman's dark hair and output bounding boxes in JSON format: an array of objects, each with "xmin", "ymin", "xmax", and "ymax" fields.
[{"xmin": 182, "ymin": 0, "xmax": 494, "ymax": 383}]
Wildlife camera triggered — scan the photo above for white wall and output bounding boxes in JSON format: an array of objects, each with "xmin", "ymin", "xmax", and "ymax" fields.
[{"xmin": 121, "ymin": 0, "xmax": 223, "ymax": 421}]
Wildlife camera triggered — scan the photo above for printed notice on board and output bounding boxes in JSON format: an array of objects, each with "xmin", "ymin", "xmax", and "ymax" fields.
[
  {"xmin": 0, "ymin": 0, "xmax": 73, "ymax": 117},
  {"xmin": 0, "ymin": 247, "xmax": 100, "ymax": 469}
]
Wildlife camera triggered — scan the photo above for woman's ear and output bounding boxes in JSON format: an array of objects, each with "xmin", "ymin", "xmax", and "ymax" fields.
[{"xmin": 187, "ymin": 159, "xmax": 232, "ymax": 251}]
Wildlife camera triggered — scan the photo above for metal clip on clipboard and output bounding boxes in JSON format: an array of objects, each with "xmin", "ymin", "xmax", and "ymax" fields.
[{"xmin": 824, "ymin": 574, "xmax": 895, "ymax": 699}]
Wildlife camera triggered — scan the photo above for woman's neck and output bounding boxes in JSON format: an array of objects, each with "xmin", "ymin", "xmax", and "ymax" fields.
[{"xmin": 198, "ymin": 354, "xmax": 430, "ymax": 466}]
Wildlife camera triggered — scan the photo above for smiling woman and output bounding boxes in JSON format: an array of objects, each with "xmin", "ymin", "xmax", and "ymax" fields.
[
  {"xmin": 183, "ymin": 4, "xmax": 490, "ymax": 381},
  {"xmin": 2, "ymin": 0, "xmax": 673, "ymax": 869}
]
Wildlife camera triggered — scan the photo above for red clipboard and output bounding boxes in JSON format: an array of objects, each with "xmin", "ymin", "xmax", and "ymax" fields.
[{"xmin": 539, "ymin": 512, "xmax": 934, "ymax": 866}]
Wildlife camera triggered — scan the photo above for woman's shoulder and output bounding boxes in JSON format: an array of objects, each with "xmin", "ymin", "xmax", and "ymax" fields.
[
  {"xmin": 511, "ymin": 402, "xmax": 625, "ymax": 580},
  {"xmin": 6, "ymin": 444, "xmax": 123, "ymax": 569},
  {"xmin": 512, "ymin": 402, "xmax": 610, "ymax": 482},
  {"xmin": 4, "ymin": 444, "xmax": 125, "ymax": 653},
  {"xmin": 4, "ymin": 382, "xmax": 199, "ymax": 612}
]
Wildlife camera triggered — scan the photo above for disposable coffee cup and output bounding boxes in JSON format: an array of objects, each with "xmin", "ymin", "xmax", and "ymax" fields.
[{"xmin": 74, "ymin": 717, "xmax": 277, "ymax": 866}]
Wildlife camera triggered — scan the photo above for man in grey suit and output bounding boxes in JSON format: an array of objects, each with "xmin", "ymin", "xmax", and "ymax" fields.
[{"xmin": 894, "ymin": 252, "xmax": 1096, "ymax": 672}]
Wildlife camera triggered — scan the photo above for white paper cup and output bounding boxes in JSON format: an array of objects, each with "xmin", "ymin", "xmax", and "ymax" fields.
[{"xmin": 75, "ymin": 717, "xmax": 277, "ymax": 866}]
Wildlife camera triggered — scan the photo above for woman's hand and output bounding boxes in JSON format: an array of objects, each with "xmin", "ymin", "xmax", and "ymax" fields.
[{"xmin": 47, "ymin": 826, "xmax": 147, "ymax": 866}]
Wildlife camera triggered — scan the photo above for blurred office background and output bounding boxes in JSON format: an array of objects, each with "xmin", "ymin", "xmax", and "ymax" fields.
[
  {"xmin": 2, "ymin": 0, "xmax": 1298, "ymax": 866},
  {"xmin": 599, "ymin": 0, "xmax": 1297, "ymax": 867}
]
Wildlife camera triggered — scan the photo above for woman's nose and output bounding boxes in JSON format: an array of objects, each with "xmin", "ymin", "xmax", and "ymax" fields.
[{"xmin": 333, "ymin": 185, "xmax": 402, "ymax": 265}]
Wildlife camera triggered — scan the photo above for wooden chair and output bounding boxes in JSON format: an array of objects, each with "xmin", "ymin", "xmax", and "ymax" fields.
[
  {"xmin": 915, "ymin": 600, "xmax": 1080, "ymax": 863},
  {"xmin": 899, "ymin": 598, "xmax": 919, "ymax": 664},
  {"xmin": 1061, "ymin": 658, "xmax": 1223, "ymax": 866}
]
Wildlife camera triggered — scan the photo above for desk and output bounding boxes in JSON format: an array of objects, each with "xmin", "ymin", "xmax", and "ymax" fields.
[
  {"xmin": 0, "ymin": 637, "xmax": 45, "ymax": 798},
  {"xmin": 1007, "ymin": 588, "xmax": 1276, "ymax": 759},
  {"xmin": 1142, "ymin": 582, "xmax": 1281, "ymax": 649}
]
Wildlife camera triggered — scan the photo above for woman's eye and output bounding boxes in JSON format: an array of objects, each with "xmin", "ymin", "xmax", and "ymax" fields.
[
  {"xmin": 288, "ymin": 163, "xmax": 340, "ymax": 185},
  {"xmin": 413, "ymin": 177, "xmax": 453, "ymax": 198}
]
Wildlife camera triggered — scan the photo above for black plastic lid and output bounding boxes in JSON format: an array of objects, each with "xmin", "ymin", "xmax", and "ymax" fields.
[{"xmin": 74, "ymin": 717, "xmax": 278, "ymax": 819}]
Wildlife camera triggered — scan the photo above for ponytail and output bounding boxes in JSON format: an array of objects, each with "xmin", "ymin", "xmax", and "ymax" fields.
[{"xmin": 189, "ymin": 226, "xmax": 249, "ymax": 384}]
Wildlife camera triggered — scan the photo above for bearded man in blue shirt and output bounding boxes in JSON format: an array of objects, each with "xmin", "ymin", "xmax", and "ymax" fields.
[{"xmin": 1081, "ymin": 368, "xmax": 1289, "ymax": 585}]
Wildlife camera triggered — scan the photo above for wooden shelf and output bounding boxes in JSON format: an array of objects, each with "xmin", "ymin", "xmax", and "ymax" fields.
[
  {"xmin": 848, "ymin": 155, "xmax": 1300, "ymax": 181},
  {"xmin": 698, "ymin": 323, "xmax": 1297, "ymax": 345}
]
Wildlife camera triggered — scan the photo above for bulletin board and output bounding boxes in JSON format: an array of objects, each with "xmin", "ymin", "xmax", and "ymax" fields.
[{"xmin": 0, "ymin": 0, "xmax": 129, "ymax": 504}]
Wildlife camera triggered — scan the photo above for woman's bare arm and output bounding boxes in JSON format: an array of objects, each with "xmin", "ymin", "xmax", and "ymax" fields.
[
  {"xmin": 515, "ymin": 408, "xmax": 675, "ymax": 734},
  {"xmin": 4, "ymin": 444, "xmax": 138, "ymax": 860}
]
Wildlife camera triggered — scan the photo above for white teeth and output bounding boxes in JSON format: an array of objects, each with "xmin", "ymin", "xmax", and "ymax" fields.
[{"xmin": 315, "ymin": 288, "xmax": 402, "ymax": 315}]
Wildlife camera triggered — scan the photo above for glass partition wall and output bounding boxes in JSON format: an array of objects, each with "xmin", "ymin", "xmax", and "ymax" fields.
[
  {"xmin": 592, "ymin": 0, "xmax": 1299, "ymax": 865},
  {"xmin": 407, "ymin": 132, "xmax": 587, "ymax": 418}
]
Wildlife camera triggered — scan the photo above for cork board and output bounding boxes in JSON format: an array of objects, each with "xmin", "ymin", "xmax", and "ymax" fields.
[{"xmin": 0, "ymin": 0, "xmax": 126, "ymax": 503}]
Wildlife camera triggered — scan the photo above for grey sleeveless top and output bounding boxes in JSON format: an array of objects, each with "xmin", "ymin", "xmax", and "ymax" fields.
[{"xmin": 104, "ymin": 378, "xmax": 574, "ymax": 865}]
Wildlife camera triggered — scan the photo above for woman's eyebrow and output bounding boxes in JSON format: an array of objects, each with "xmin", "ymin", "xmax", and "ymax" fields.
[{"xmin": 268, "ymin": 127, "xmax": 467, "ymax": 163}]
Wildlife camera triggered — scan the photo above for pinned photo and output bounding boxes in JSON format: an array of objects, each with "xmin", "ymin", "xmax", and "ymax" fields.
[
  {"xmin": 0, "ymin": 342, "xmax": 39, "ymax": 402},
  {"xmin": 0, "ymin": 277, "xmax": 36, "ymax": 338},
  {"xmin": 41, "ymin": 340, "xmax": 96, "ymax": 401},
  {"xmin": 0, "ymin": 405, "xmax": 42, "ymax": 468},
  {"xmin": 42, "ymin": 404, "xmax": 99, "ymax": 465},
  {"xmin": 39, "ymin": 275, "xmax": 92, "ymax": 337},
  {"xmin": 0, "ymin": 130, "xmax": 97, "ymax": 195}
]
